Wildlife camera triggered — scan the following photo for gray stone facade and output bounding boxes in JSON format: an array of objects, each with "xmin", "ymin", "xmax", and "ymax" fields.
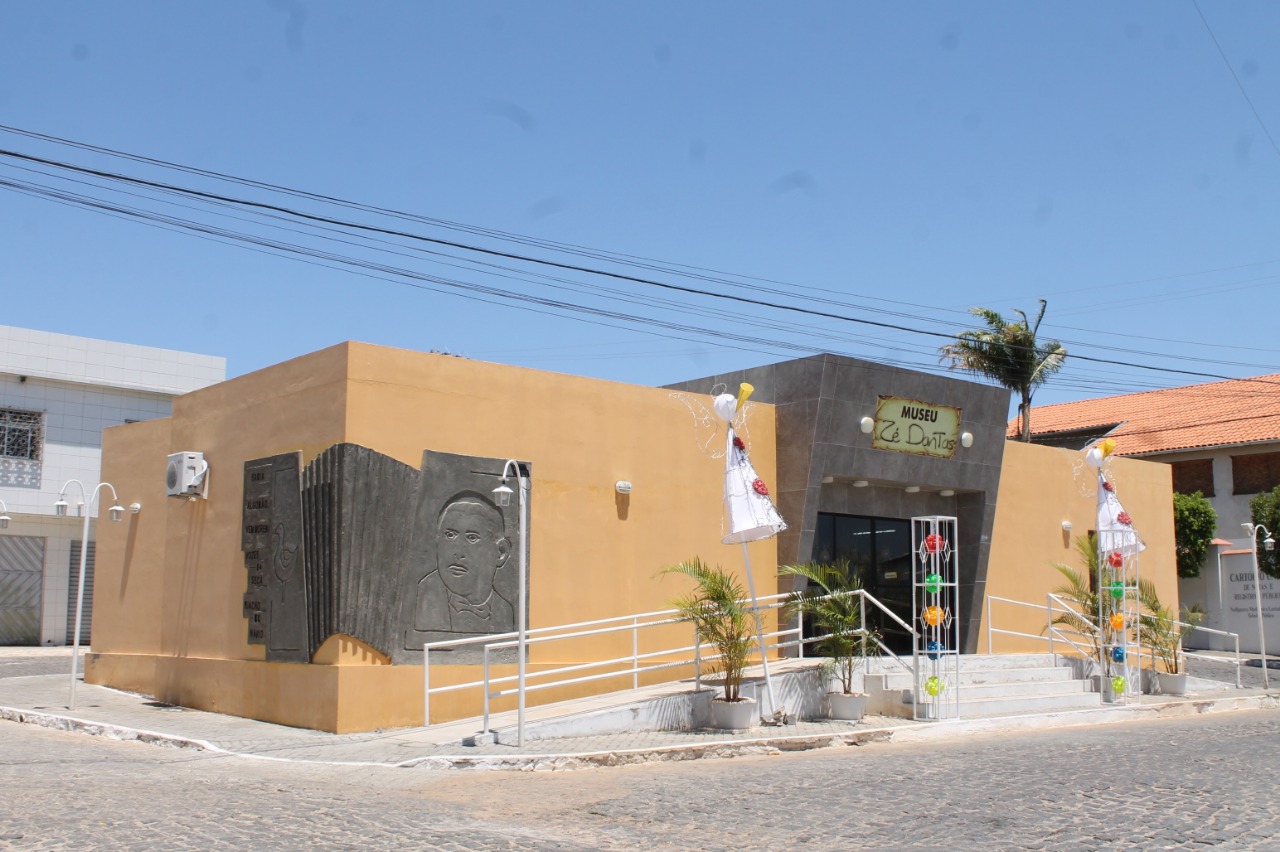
[{"xmin": 669, "ymin": 354, "xmax": 1010, "ymax": 653}]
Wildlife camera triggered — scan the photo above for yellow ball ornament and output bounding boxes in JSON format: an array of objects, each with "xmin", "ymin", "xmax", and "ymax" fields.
[{"xmin": 925, "ymin": 676, "xmax": 943, "ymax": 696}]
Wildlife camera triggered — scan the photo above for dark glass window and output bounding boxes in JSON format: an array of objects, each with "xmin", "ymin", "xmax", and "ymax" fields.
[
  {"xmin": 1232, "ymin": 452, "xmax": 1280, "ymax": 495},
  {"xmin": 1171, "ymin": 459, "xmax": 1214, "ymax": 497},
  {"xmin": 0, "ymin": 409, "xmax": 41, "ymax": 461}
]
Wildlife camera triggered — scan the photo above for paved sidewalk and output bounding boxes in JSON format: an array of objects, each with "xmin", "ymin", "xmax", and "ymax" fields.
[{"xmin": 2, "ymin": 661, "xmax": 1276, "ymax": 771}]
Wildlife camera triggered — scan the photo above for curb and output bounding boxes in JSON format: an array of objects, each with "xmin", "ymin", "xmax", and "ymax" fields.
[{"xmin": 3, "ymin": 692, "xmax": 1277, "ymax": 772}]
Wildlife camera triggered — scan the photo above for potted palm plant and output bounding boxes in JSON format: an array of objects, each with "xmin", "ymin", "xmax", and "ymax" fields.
[
  {"xmin": 1140, "ymin": 590, "xmax": 1205, "ymax": 696},
  {"xmin": 1047, "ymin": 536, "xmax": 1105, "ymax": 667},
  {"xmin": 780, "ymin": 561, "xmax": 876, "ymax": 721},
  {"xmin": 660, "ymin": 557, "xmax": 758, "ymax": 729}
]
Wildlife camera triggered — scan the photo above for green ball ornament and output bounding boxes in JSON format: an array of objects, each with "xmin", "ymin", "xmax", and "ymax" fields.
[
  {"xmin": 924, "ymin": 573, "xmax": 942, "ymax": 594},
  {"xmin": 1109, "ymin": 582, "xmax": 1124, "ymax": 600},
  {"xmin": 925, "ymin": 675, "xmax": 943, "ymax": 697}
]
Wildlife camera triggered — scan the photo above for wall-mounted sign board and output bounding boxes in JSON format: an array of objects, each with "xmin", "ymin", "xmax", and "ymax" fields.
[{"xmin": 872, "ymin": 396, "xmax": 961, "ymax": 459}]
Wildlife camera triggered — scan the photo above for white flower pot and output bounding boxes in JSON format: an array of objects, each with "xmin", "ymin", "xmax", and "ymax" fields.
[
  {"xmin": 710, "ymin": 697, "xmax": 758, "ymax": 730},
  {"xmin": 1156, "ymin": 672, "xmax": 1188, "ymax": 696},
  {"xmin": 827, "ymin": 692, "xmax": 867, "ymax": 721}
]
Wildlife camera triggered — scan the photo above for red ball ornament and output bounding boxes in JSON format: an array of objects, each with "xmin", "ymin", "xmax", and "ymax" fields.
[
  {"xmin": 732, "ymin": 436, "xmax": 745, "ymax": 450},
  {"xmin": 1117, "ymin": 511, "xmax": 1132, "ymax": 526},
  {"xmin": 1102, "ymin": 480, "xmax": 1115, "ymax": 492},
  {"xmin": 1108, "ymin": 551, "xmax": 1123, "ymax": 568},
  {"xmin": 924, "ymin": 534, "xmax": 946, "ymax": 554},
  {"xmin": 752, "ymin": 478, "xmax": 769, "ymax": 496}
]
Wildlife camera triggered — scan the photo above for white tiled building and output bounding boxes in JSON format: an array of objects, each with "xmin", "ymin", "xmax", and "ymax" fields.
[{"xmin": 0, "ymin": 325, "xmax": 225, "ymax": 645}]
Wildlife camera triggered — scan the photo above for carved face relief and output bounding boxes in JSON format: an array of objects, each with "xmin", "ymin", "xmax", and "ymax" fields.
[{"xmin": 436, "ymin": 500, "xmax": 510, "ymax": 605}]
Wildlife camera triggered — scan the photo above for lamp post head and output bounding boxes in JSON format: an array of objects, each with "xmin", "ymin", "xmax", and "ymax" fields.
[
  {"xmin": 492, "ymin": 481, "xmax": 514, "ymax": 508},
  {"xmin": 54, "ymin": 498, "xmax": 69, "ymax": 517},
  {"xmin": 1243, "ymin": 522, "xmax": 1255, "ymax": 535},
  {"xmin": 0, "ymin": 514, "xmax": 9, "ymax": 530},
  {"xmin": 1266, "ymin": 537, "xmax": 1276, "ymax": 552},
  {"xmin": 107, "ymin": 504, "xmax": 125, "ymax": 522}
]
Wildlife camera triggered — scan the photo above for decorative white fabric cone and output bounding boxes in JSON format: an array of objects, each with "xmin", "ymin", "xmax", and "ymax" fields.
[{"xmin": 714, "ymin": 393, "xmax": 787, "ymax": 544}]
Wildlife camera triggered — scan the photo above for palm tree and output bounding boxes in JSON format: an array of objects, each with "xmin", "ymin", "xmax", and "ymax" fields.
[
  {"xmin": 779, "ymin": 561, "xmax": 878, "ymax": 695},
  {"xmin": 659, "ymin": 557, "xmax": 756, "ymax": 702},
  {"xmin": 939, "ymin": 299, "xmax": 1067, "ymax": 441}
]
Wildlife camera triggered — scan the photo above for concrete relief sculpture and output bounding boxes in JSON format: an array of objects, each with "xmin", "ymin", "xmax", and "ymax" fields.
[
  {"xmin": 414, "ymin": 493, "xmax": 515, "ymax": 634},
  {"xmin": 398, "ymin": 450, "xmax": 525, "ymax": 663},
  {"xmin": 241, "ymin": 445, "xmax": 527, "ymax": 665},
  {"xmin": 241, "ymin": 453, "xmax": 309, "ymax": 662}
]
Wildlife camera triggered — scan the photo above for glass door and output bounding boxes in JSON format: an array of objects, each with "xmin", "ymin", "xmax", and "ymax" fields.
[{"xmin": 815, "ymin": 513, "xmax": 915, "ymax": 654}]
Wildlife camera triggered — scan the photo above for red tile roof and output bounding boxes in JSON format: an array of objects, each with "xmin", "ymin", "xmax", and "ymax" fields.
[{"xmin": 1009, "ymin": 373, "xmax": 1280, "ymax": 456}]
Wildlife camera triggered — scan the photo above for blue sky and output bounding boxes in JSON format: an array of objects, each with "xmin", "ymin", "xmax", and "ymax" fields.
[{"xmin": 2, "ymin": 2, "xmax": 1278, "ymax": 409}]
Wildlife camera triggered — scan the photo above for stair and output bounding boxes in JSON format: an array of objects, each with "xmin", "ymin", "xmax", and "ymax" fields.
[{"xmin": 863, "ymin": 653, "xmax": 1101, "ymax": 719}]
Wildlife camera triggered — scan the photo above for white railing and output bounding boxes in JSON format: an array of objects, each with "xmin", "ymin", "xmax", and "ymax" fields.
[
  {"xmin": 985, "ymin": 593, "xmax": 1243, "ymax": 688},
  {"xmin": 422, "ymin": 588, "xmax": 916, "ymax": 737}
]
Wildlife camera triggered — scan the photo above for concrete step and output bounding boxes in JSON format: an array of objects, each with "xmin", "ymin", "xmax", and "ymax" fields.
[
  {"xmin": 875, "ymin": 666, "xmax": 1077, "ymax": 690},
  {"xmin": 914, "ymin": 690, "xmax": 1103, "ymax": 718}
]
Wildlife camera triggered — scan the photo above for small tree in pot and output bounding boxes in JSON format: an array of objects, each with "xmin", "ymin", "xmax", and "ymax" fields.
[
  {"xmin": 1140, "ymin": 586, "xmax": 1206, "ymax": 696},
  {"xmin": 781, "ymin": 561, "xmax": 876, "ymax": 720},
  {"xmin": 660, "ymin": 557, "xmax": 757, "ymax": 728}
]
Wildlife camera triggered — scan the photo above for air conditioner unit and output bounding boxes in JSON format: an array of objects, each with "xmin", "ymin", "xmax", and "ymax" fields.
[{"xmin": 166, "ymin": 451, "xmax": 209, "ymax": 499}]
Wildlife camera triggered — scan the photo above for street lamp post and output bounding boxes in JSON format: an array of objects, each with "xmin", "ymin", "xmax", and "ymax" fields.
[
  {"xmin": 1242, "ymin": 522, "xmax": 1274, "ymax": 690},
  {"xmin": 56, "ymin": 480, "xmax": 128, "ymax": 710},
  {"xmin": 492, "ymin": 460, "xmax": 528, "ymax": 746}
]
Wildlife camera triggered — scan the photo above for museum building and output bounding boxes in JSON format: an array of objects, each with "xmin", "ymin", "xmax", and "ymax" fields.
[{"xmin": 82, "ymin": 341, "xmax": 1177, "ymax": 732}]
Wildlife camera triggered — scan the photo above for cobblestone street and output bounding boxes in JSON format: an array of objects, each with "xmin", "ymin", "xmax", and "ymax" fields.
[{"xmin": 1, "ymin": 703, "xmax": 1277, "ymax": 850}]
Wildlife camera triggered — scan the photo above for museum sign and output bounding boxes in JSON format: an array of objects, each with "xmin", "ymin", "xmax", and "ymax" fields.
[{"xmin": 872, "ymin": 396, "xmax": 961, "ymax": 459}]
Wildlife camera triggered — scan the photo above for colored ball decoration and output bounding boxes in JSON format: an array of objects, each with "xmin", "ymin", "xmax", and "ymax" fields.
[
  {"xmin": 1111, "ymin": 646, "xmax": 1126, "ymax": 663},
  {"xmin": 732, "ymin": 436, "xmax": 745, "ymax": 450},
  {"xmin": 927, "ymin": 640, "xmax": 944, "ymax": 661},
  {"xmin": 1111, "ymin": 676, "xmax": 1126, "ymax": 694},
  {"xmin": 1110, "ymin": 613, "xmax": 1125, "ymax": 631},
  {"xmin": 1109, "ymin": 582, "xmax": 1124, "ymax": 600},
  {"xmin": 924, "ymin": 534, "xmax": 946, "ymax": 554},
  {"xmin": 1108, "ymin": 551, "xmax": 1124, "ymax": 569},
  {"xmin": 1117, "ymin": 511, "xmax": 1132, "ymax": 526},
  {"xmin": 924, "ymin": 573, "xmax": 942, "ymax": 594},
  {"xmin": 752, "ymin": 478, "xmax": 769, "ymax": 496},
  {"xmin": 923, "ymin": 605, "xmax": 945, "ymax": 627},
  {"xmin": 925, "ymin": 676, "xmax": 943, "ymax": 697}
]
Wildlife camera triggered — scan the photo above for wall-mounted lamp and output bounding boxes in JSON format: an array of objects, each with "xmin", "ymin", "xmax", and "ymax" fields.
[
  {"xmin": 492, "ymin": 482, "xmax": 514, "ymax": 507},
  {"xmin": 905, "ymin": 485, "xmax": 921, "ymax": 493},
  {"xmin": 1061, "ymin": 520, "xmax": 1073, "ymax": 532},
  {"xmin": 853, "ymin": 480, "xmax": 869, "ymax": 488},
  {"xmin": 960, "ymin": 432, "xmax": 974, "ymax": 448},
  {"xmin": 821, "ymin": 476, "xmax": 835, "ymax": 485},
  {"xmin": 939, "ymin": 489, "xmax": 955, "ymax": 498},
  {"xmin": 615, "ymin": 480, "xmax": 633, "ymax": 495},
  {"xmin": 129, "ymin": 502, "xmax": 143, "ymax": 514},
  {"xmin": 860, "ymin": 416, "xmax": 875, "ymax": 434}
]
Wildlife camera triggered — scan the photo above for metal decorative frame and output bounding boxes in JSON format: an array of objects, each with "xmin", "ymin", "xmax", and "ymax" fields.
[
  {"xmin": 911, "ymin": 515, "xmax": 961, "ymax": 721},
  {"xmin": 1098, "ymin": 527, "xmax": 1141, "ymax": 704}
]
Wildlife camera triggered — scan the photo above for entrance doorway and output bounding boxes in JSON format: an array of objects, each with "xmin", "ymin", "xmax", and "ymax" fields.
[{"xmin": 814, "ymin": 513, "xmax": 914, "ymax": 653}]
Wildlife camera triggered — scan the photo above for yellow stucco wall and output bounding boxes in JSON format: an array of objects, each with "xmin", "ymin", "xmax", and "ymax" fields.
[
  {"xmin": 980, "ymin": 441, "xmax": 1177, "ymax": 655},
  {"xmin": 87, "ymin": 342, "xmax": 777, "ymax": 732}
]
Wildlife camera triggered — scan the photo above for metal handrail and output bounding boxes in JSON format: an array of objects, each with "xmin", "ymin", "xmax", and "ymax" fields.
[
  {"xmin": 986, "ymin": 592, "xmax": 1244, "ymax": 688},
  {"xmin": 423, "ymin": 587, "xmax": 915, "ymax": 733}
]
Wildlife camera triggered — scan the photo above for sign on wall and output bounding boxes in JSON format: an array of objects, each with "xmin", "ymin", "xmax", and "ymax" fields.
[{"xmin": 872, "ymin": 396, "xmax": 962, "ymax": 459}]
